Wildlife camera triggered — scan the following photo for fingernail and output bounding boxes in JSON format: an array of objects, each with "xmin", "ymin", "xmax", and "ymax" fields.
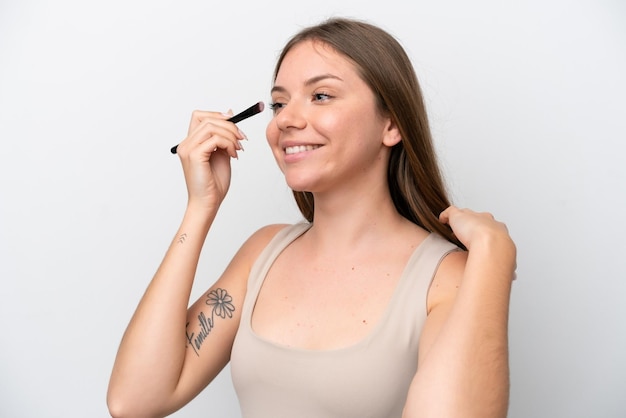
[
  {"xmin": 238, "ymin": 128, "xmax": 248, "ymax": 140},
  {"xmin": 237, "ymin": 140, "xmax": 245, "ymax": 151}
]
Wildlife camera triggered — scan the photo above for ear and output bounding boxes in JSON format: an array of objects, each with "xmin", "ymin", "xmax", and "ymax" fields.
[{"xmin": 382, "ymin": 117, "xmax": 402, "ymax": 147}]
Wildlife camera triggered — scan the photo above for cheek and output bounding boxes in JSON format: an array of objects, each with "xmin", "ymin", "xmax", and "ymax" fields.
[
  {"xmin": 265, "ymin": 121, "xmax": 279, "ymax": 148},
  {"xmin": 314, "ymin": 111, "xmax": 345, "ymax": 139},
  {"xmin": 265, "ymin": 121, "xmax": 284, "ymax": 167}
]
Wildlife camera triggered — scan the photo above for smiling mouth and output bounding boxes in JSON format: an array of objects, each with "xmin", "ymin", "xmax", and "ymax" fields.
[{"xmin": 284, "ymin": 145, "xmax": 321, "ymax": 155}]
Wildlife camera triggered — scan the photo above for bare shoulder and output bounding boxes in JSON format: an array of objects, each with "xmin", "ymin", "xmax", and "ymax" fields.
[
  {"xmin": 426, "ymin": 248, "xmax": 468, "ymax": 313},
  {"xmin": 235, "ymin": 223, "xmax": 291, "ymax": 261},
  {"xmin": 250, "ymin": 223, "xmax": 291, "ymax": 242},
  {"xmin": 221, "ymin": 223, "xmax": 292, "ymax": 277},
  {"xmin": 202, "ymin": 223, "xmax": 291, "ymax": 294}
]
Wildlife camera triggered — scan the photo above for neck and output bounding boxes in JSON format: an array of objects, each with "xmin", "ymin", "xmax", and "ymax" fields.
[{"xmin": 304, "ymin": 180, "xmax": 412, "ymax": 252}]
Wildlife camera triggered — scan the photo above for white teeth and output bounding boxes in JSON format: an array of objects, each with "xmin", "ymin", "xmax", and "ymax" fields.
[{"xmin": 285, "ymin": 145, "xmax": 320, "ymax": 155}]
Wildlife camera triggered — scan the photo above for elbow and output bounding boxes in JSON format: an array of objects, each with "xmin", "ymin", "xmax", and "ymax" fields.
[
  {"xmin": 106, "ymin": 398, "xmax": 129, "ymax": 418},
  {"xmin": 107, "ymin": 388, "xmax": 176, "ymax": 418},
  {"xmin": 106, "ymin": 392, "xmax": 137, "ymax": 418},
  {"xmin": 107, "ymin": 389, "xmax": 156, "ymax": 418},
  {"xmin": 107, "ymin": 374, "xmax": 180, "ymax": 418},
  {"xmin": 107, "ymin": 403, "xmax": 127, "ymax": 418},
  {"xmin": 107, "ymin": 401, "xmax": 156, "ymax": 418}
]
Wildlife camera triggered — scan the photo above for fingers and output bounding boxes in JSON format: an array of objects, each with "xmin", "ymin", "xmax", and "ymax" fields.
[
  {"xmin": 439, "ymin": 205, "xmax": 466, "ymax": 225},
  {"xmin": 439, "ymin": 206, "xmax": 495, "ymax": 224},
  {"xmin": 177, "ymin": 112, "xmax": 246, "ymax": 160},
  {"xmin": 188, "ymin": 135, "xmax": 242, "ymax": 160},
  {"xmin": 438, "ymin": 205, "xmax": 455, "ymax": 224},
  {"xmin": 188, "ymin": 109, "xmax": 232, "ymax": 135},
  {"xmin": 441, "ymin": 205, "xmax": 517, "ymax": 280}
]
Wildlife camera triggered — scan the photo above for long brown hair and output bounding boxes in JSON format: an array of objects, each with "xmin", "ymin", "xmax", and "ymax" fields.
[{"xmin": 273, "ymin": 17, "xmax": 462, "ymax": 248}]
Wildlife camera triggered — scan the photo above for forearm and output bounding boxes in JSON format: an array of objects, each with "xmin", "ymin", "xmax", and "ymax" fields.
[
  {"xmin": 404, "ymin": 237, "xmax": 514, "ymax": 418},
  {"xmin": 107, "ymin": 205, "xmax": 215, "ymax": 412}
]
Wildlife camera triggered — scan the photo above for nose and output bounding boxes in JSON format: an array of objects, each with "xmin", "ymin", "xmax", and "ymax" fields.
[{"xmin": 274, "ymin": 101, "xmax": 307, "ymax": 131}]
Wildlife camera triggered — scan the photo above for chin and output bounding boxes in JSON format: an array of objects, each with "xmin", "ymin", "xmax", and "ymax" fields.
[
  {"xmin": 284, "ymin": 176, "xmax": 317, "ymax": 193},
  {"xmin": 286, "ymin": 183, "xmax": 313, "ymax": 193}
]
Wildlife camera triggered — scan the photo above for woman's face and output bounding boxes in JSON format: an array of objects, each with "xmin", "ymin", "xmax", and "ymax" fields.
[{"xmin": 266, "ymin": 40, "xmax": 396, "ymax": 194}]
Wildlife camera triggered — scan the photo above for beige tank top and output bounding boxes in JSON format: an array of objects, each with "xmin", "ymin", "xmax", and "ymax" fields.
[{"xmin": 230, "ymin": 222, "xmax": 459, "ymax": 418}]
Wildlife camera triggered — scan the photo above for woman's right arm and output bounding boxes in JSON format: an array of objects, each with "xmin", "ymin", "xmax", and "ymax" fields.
[
  {"xmin": 107, "ymin": 217, "xmax": 284, "ymax": 418},
  {"xmin": 106, "ymin": 110, "xmax": 271, "ymax": 417}
]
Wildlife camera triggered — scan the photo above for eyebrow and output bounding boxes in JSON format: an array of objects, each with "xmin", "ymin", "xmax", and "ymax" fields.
[{"xmin": 271, "ymin": 73, "xmax": 343, "ymax": 94}]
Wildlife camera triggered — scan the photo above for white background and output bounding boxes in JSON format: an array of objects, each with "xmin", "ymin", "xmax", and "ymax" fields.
[{"xmin": 1, "ymin": 0, "xmax": 624, "ymax": 417}]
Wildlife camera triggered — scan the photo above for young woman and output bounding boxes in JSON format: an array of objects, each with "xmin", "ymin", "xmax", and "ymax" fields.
[{"xmin": 107, "ymin": 17, "xmax": 516, "ymax": 418}]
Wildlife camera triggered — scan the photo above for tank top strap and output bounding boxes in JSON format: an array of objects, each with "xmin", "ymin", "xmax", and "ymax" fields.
[
  {"xmin": 380, "ymin": 233, "xmax": 461, "ymax": 348},
  {"xmin": 242, "ymin": 222, "xmax": 312, "ymax": 319}
]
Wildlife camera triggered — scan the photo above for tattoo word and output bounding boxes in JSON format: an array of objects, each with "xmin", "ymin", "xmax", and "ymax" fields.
[{"xmin": 185, "ymin": 288, "xmax": 235, "ymax": 356}]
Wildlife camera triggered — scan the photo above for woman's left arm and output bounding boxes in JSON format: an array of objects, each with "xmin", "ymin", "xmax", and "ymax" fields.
[{"xmin": 403, "ymin": 206, "xmax": 516, "ymax": 418}]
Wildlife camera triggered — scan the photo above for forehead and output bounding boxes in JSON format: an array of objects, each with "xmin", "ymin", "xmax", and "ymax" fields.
[{"xmin": 274, "ymin": 40, "xmax": 360, "ymax": 84}]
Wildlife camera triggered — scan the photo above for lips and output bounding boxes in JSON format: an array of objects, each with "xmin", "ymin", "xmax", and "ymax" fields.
[{"xmin": 284, "ymin": 144, "xmax": 321, "ymax": 155}]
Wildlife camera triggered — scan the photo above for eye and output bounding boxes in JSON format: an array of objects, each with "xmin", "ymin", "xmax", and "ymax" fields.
[
  {"xmin": 269, "ymin": 101, "xmax": 286, "ymax": 113},
  {"xmin": 313, "ymin": 92, "xmax": 332, "ymax": 102}
]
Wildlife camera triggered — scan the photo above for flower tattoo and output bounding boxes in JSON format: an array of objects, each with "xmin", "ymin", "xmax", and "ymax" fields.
[
  {"xmin": 206, "ymin": 288, "xmax": 235, "ymax": 319},
  {"xmin": 186, "ymin": 288, "xmax": 236, "ymax": 356}
]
